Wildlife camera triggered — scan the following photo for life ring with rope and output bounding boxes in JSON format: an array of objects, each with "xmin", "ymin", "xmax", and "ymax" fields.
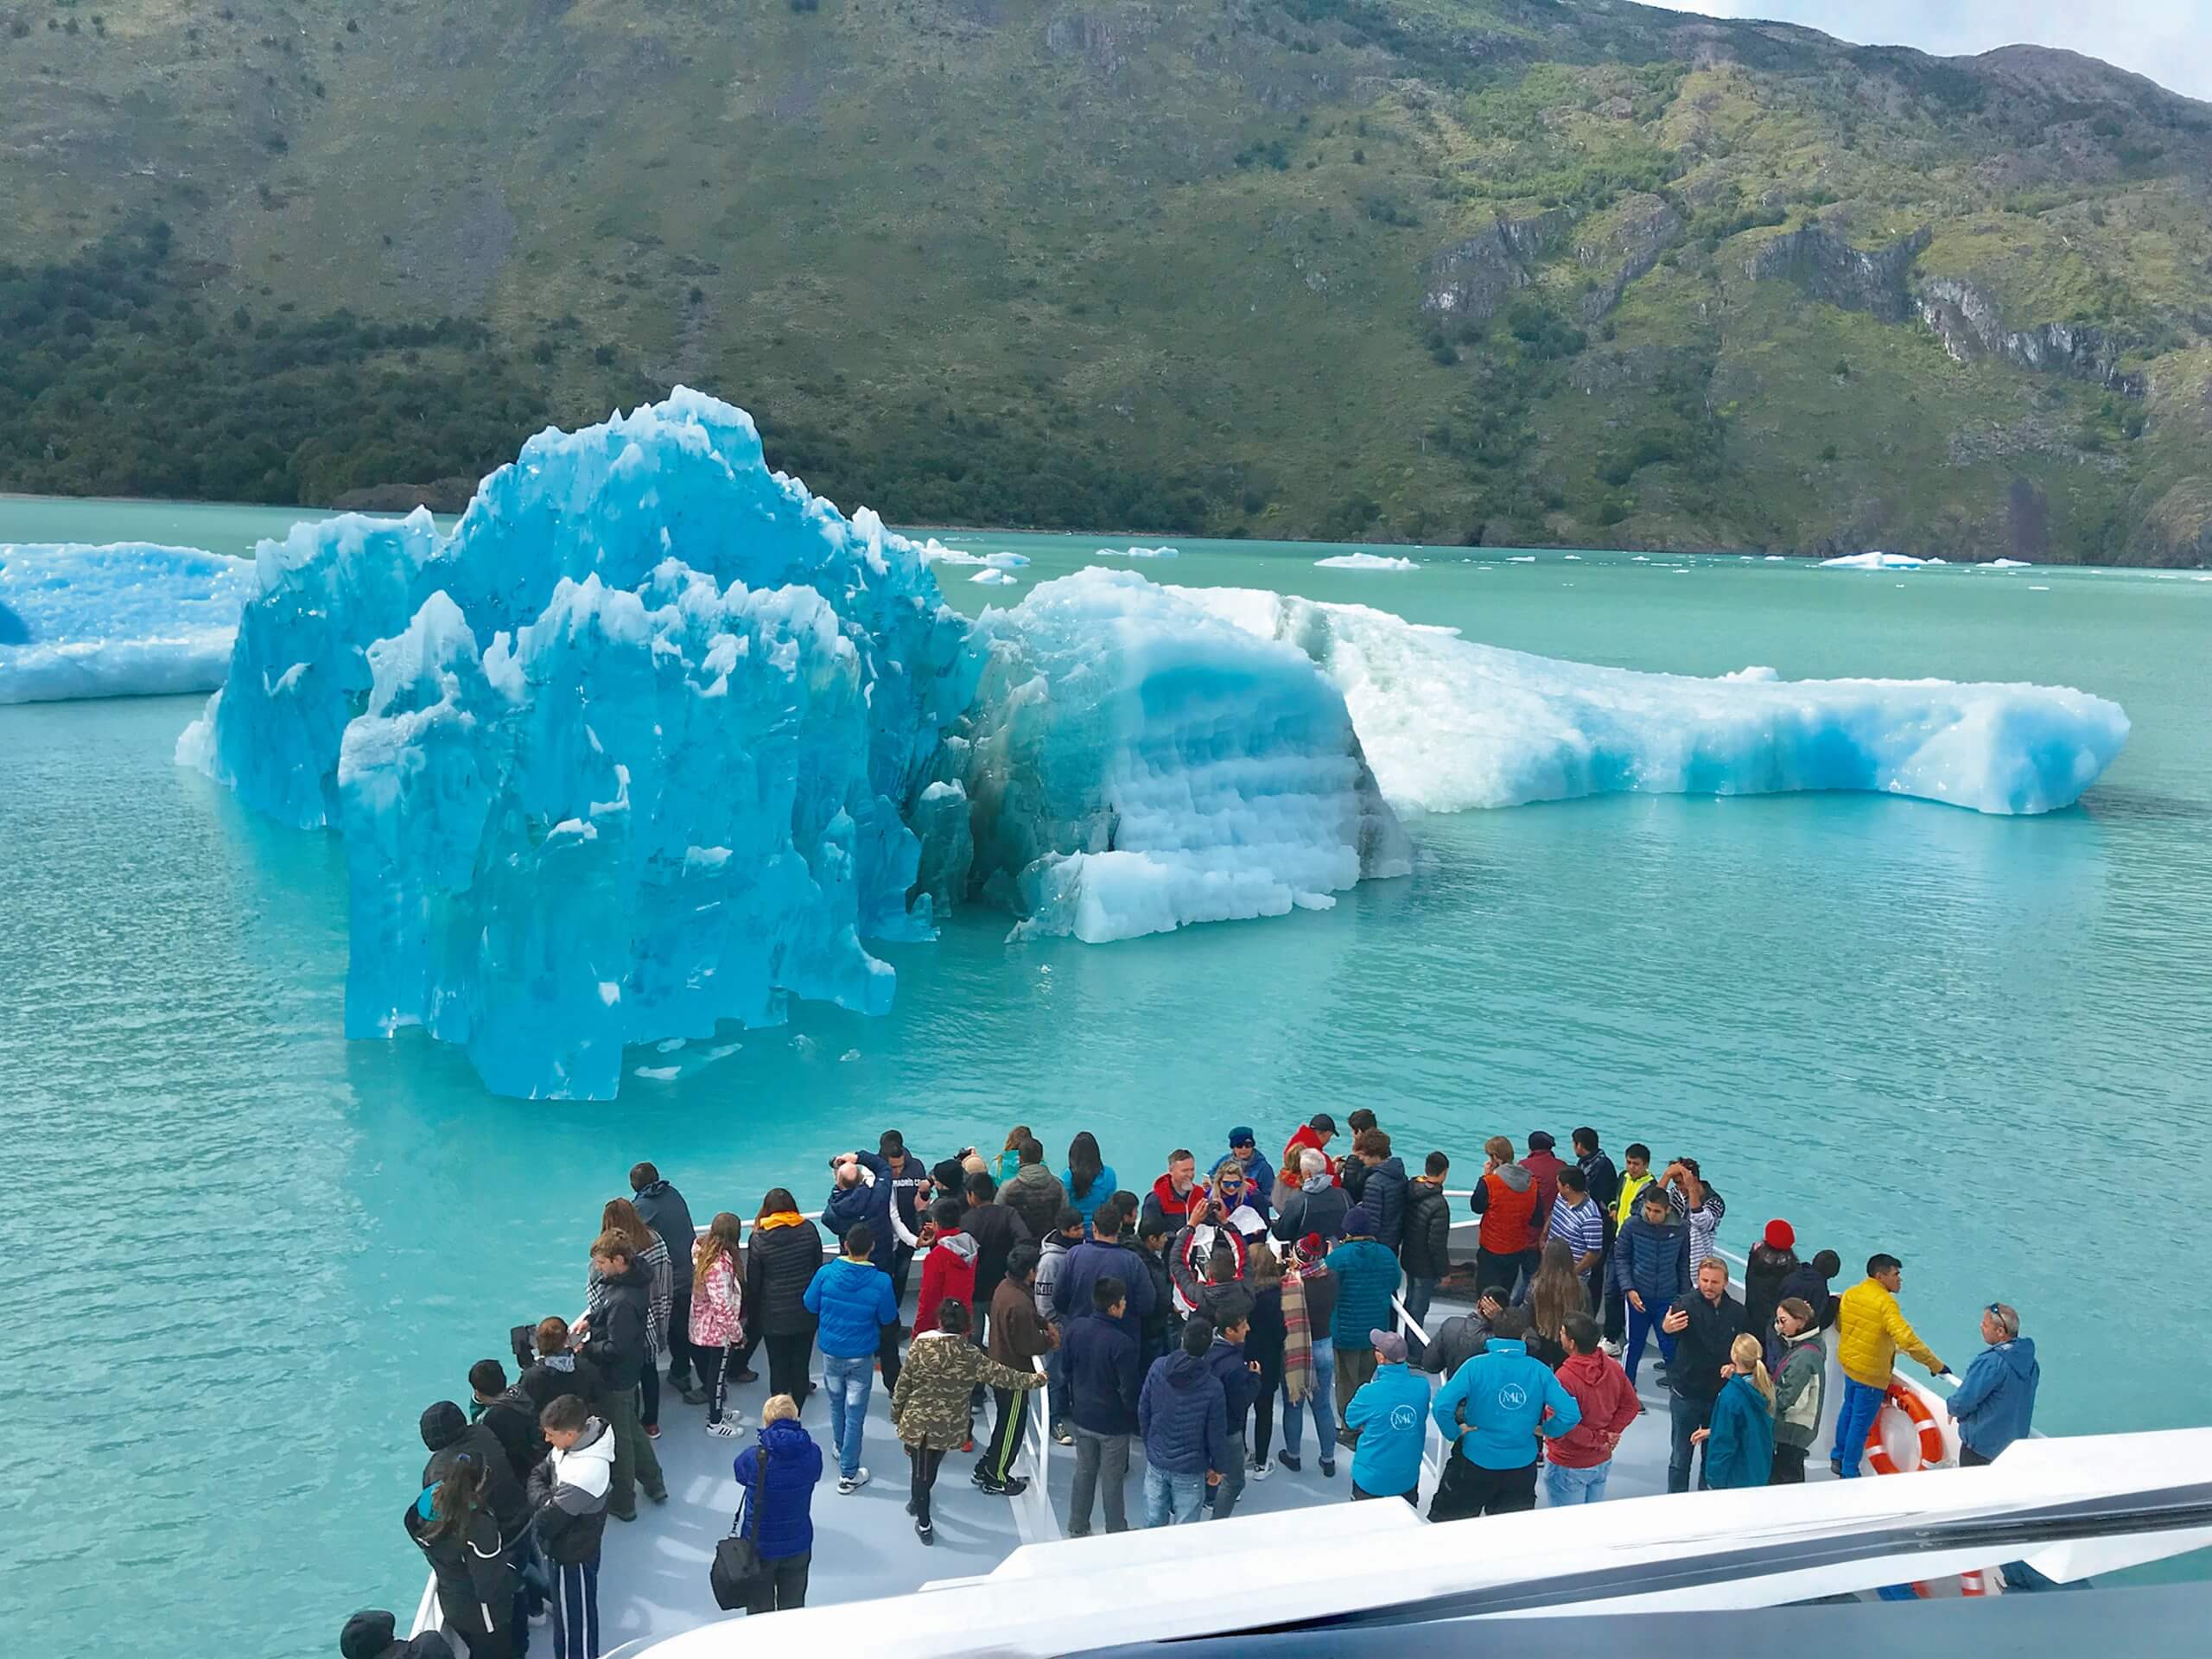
[{"xmin": 1865, "ymin": 1379, "xmax": 1991, "ymax": 1596}]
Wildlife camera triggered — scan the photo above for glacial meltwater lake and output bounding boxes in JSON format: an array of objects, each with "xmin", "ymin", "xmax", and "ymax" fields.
[{"xmin": 3, "ymin": 496, "xmax": 2209, "ymax": 1656}]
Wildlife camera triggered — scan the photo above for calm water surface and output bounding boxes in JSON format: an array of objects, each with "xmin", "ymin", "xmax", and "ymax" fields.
[{"xmin": 3, "ymin": 499, "xmax": 2209, "ymax": 1655}]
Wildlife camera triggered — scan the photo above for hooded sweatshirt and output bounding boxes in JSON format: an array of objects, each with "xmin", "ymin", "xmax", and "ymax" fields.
[
  {"xmin": 915, "ymin": 1228, "xmax": 979, "ymax": 1335},
  {"xmin": 527, "ymin": 1415, "xmax": 613, "ymax": 1565},
  {"xmin": 1947, "ymin": 1337, "xmax": 2039, "ymax": 1459},
  {"xmin": 1546, "ymin": 1348, "xmax": 1642, "ymax": 1468},
  {"xmin": 1431, "ymin": 1338, "xmax": 1580, "ymax": 1471},
  {"xmin": 473, "ymin": 1384, "xmax": 544, "ymax": 1486},
  {"xmin": 1271, "ymin": 1172, "xmax": 1351, "ymax": 1245},
  {"xmin": 403, "ymin": 1487, "xmax": 514, "ymax": 1640},
  {"xmin": 1138, "ymin": 1349, "xmax": 1230, "ymax": 1476},
  {"xmin": 1470, "ymin": 1163, "xmax": 1538, "ymax": 1257},
  {"xmin": 419, "ymin": 1402, "xmax": 528, "ymax": 1544}
]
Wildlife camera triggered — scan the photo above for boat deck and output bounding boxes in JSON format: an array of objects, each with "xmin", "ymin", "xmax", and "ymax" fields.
[{"xmin": 545, "ymin": 1260, "xmax": 1872, "ymax": 1656}]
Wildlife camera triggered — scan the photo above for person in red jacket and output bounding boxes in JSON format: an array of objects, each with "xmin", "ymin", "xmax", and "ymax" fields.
[
  {"xmin": 1521, "ymin": 1130, "xmax": 1567, "ymax": 1284},
  {"xmin": 1279, "ymin": 1115, "xmax": 1340, "ymax": 1203},
  {"xmin": 915, "ymin": 1197, "xmax": 978, "ymax": 1337},
  {"xmin": 1545, "ymin": 1313, "xmax": 1642, "ymax": 1504},
  {"xmin": 1467, "ymin": 1135, "xmax": 1538, "ymax": 1296}
]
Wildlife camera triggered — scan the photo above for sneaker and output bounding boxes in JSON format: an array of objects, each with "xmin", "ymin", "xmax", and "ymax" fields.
[
  {"xmin": 1319, "ymin": 1459, "xmax": 1336, "ymax": 1478},
  {"xmin": 959, "ymin": 1436, "xmax": 974, "ymax": 1453},
  {"xmin": 679, "ymin": 1386, "xmax": 710, "ymax": 1406},
  {"xmin": 705, "ymin": 1418, "xmax": 742, "ymax": 1438},
  {"xmin": 977, "ymin": 1473, "xmax": 1028, "ymax": 1497},
  {"xmin": 1600, "ymin": 1338, "xmax": 1624, "ymax": 1360},
  {"xmin": 610, "ymin": 1509, "xmax": 638, "ymax": 1523},
  {"xmin": 915, "ymin": 1518, "xmax": 935, "ymax": 1546},
  {"xmin": 838, "ymin": 1468, "xmax": 871, "ymax": 1495},
  {"xmin": 734, "ymin": 1368, "xmax": 759, "ymax": 1384},
  {"xmin": 1248, "ymin": 1456, "xmax": 1272, "ymax": 1482},
  {"xmin": 1052, "ymin": 1421, "xmax": 1075, "ymax": 1446},
  {"xmin": 645, "ymin": 1423, "xmax": 660, "ymax": 1440},
  {"xmin": 971, "ymin": 1462, "xmax": 991, "ymax": 1487},
  {"xmin": 1275, "ymin": 1452, "xmax": 1302, "ymax": 1473},
  {"xmin": 1829, "ymin": 1458, "xmax": 1846, "ymax": 1478}
]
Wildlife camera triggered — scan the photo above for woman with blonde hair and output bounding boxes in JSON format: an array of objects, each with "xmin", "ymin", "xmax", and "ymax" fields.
[
  {"xmin": 995, "ymin": 1125, "xmax": 1033, "ymax": 1186},
  {"xmin": 731, "ymin": 1393, "xmax": 825, "ymax": 1612},
  {"xmin": 593, "ymin": 1196, "xmax": 673, "ymax": 1435},
  {"xmin": 691, "ymin": 1212, "xmax": 747, "ymax": 1435},
  {"xmin": 1694, "ymin": 1332, "xmax": 1777, "ymax": 1490}
]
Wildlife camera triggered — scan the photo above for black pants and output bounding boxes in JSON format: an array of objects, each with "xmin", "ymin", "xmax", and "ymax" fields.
[
  {"xmin": 1249, "ymin": 1390, "xmax": 1276, "ymax": 1464},
  {"xmin": 1427, "ymin": 1454, "xmax": 1537, "ymax": 1522},
  {"xmin": 744, "ymin": 1550, "xmax": 810, "ymax": 1615},
  {"xmin": 1602, "ymin": 1270, "xmax": 1626, "ymax": 1343},
  {"xmin": 1961, "ymin": 1445, "xmax": 1993, "ymax": 1467},
  {"xmin": 1353, "ymin": 1481, "xmax": 1420, "ymax": 1507},
  {"xmin": 762, "ymin": 1330, "xmax": 813, "ymax": 1408},
  {"xmin": 983, "ymin": 1385, "xmax": 1030, "ymax": 1483},
  {"xmin": 910, "ymin": 1443, "xmax": 948, "ymax": 1525},
  {"xmin": 1770, "ymin": 1443, "xmax": 1808, "ymax": 1484},
  {"xmin": 1474, "ymin": 1249, "xmax": 1522, "ymax": 1299},
  {"xmin": 892, "ymin": 1241, "xmax": 917, "ymax": 1302},
  {"xmin": 665, "ymin": 1292, "xmax": 699, "ymax": 1390},
  {"xmin": 707, "ymin": 1342, "xmax": 744, "ymax": 1425},
  {"xmin": 879, "ymin": 1318, "xmax": 903, "ymax": 1395}
]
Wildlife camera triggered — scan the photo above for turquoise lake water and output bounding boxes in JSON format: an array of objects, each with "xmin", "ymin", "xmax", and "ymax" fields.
[{"xmin": 3, "ymin": 497, "xmax": 2209, "ymax": 1655}]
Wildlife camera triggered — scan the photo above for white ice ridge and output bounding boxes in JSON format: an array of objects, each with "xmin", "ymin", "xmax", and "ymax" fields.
[
  {"xmin": 1314, "ymin": 551, "xmax": 1417, "ymax": 570},
  {"xmin": 1173, "ymin": 587, "xmax": 2128, "ymax": 817},
  {"xmin": 0, "ymin": 543, "xmax": 252, "ymax": 704},
  {"xmin": 950, "ymin": 569, "xmax": 1411, "ymax": 944},
  {"xmin": 1095, "ymin": 544, "xmax": 1178, "ymax": 558},
  {"xmin": 1821, "ymin": 551, "xmax": 1945, "ymax": 569}
]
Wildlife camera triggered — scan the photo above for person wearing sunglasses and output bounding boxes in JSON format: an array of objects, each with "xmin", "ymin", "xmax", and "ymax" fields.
[{"xmin": 1948, "ymin": 1301, "xmax": 2038, "ymax": 1465}]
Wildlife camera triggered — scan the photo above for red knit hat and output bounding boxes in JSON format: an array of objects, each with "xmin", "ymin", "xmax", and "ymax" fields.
[{"xmin": 1764, "ymin": 1218, "xmax": 1796, "ymax": 1250}]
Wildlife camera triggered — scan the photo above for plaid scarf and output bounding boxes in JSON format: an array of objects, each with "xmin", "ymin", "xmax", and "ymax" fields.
[{"xmin": 1281, "ymin": 1264, "xmax": 1313, "ymax": 1404}]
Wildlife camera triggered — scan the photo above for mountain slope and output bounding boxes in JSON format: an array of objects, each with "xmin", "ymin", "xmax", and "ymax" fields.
[{"xmin": 3, "ymin": 0, "xmax": 2211, "ymax": 563}]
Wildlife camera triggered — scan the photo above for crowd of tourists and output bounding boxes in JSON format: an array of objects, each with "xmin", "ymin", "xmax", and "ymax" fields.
[{"xmin": 347, "ymin": 1121, "xmax": 2042, "ymax": 1659}]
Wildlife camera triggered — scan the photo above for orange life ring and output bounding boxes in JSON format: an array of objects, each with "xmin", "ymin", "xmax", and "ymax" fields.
[{"xmin": 1865, "ymin": 1380, "xmax": 1947, "ymax": 1475}]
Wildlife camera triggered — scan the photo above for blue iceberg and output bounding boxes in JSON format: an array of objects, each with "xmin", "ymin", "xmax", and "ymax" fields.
[
  {"xmin": 0, "ymin": 542, "xmax": 251, "ymax": 704},
  {"xmin": 184, "ymin": 390, "xmax": 980, "ymax": 1098}
]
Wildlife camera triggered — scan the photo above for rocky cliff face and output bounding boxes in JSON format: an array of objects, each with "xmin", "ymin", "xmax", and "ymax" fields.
[
  {"xmin": 1422, "ymin": 208, "xmax": 1575, "ymax": 325},
  {"xmin": 1742, "ymin": 224, "xmax": 1931, "ymax": 322},
  {"xmin": 1575, "ymin": 194, "xmax": 1684, "ymax": 324},
  {"xmin": 1916, "ymin": 279, "xmax": 2148, "ymax": 397}
]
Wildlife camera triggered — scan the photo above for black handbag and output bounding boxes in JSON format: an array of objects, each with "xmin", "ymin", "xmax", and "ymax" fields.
[{"xmin": 709, "ymin": 1438, "xmax": 770, "ymax": 1611}]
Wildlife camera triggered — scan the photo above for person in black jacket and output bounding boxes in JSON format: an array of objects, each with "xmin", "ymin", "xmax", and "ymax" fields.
[
  {"xmin": 1662, "ymin": 1255, "xmax": 1747, "ymax": 1493},
  {"xmin": 1351, "ymin": 1128, "xmax": 1409, "ymax": 1255},
  {"xmin": 419, "ymin": 1401, "xmax": 529, "ymax": 1548},
  {"xmin": 339, "ymin": 1609, "xmax": 455, "ymax": 1659},
  {"xmin": 519, "ymin": 1318, "xmax": 599, "ymax": 1416},
  {"xmin": 1742, "ymin": 1218, "xmax": 1799, "ymax": 1352},
  {"xmin": 960, "ymin": 1170, "xmax": 1031, "ymax": 1345},
  {"xmin": 1338, "ymin": 1110, "xmax": 1381, "ymax": 1206},
  {"xmin": 1399, "ymin": 1152, "xmax": 1452, "ymax": 1359},
  {"xmin": 468, "ymin": 1359, "xmax": 545, "ymax": 1488},
  {"xmin": 577, "ymin": 1232, "xmax": 666, "ymax": 1520},
  {"xmin": 1062, "ymin": 1276, "xmax": 1141, "ymax": 1535},
  {"xmin": 404, "ymin": 1454, "xmax": 519, "ymax": 1659},
  {"xmin": 1128, "ymin": 1203, "xmax": 1180, "ymax": 1367},
  {"xmin": 1202, "ymin": 1310, "xmax": 1264, "ymax": 1518},
  {"xmin": 629, "ymin": 1162, "xmax": 702, "ymax": 1402},
  {"xmin": 744, "ymin": 1190, "xmax": 824, "ymax": 1410}
]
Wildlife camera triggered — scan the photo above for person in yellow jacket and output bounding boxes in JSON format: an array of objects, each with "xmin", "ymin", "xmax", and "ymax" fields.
[
  {"xmin": 1599, "ymin": 1145, "xmax": 1656, "ymax": 1356},
  {"xmin": 1829, "ymin": 1253, "xmax": 1950, "ymax": 1478}
]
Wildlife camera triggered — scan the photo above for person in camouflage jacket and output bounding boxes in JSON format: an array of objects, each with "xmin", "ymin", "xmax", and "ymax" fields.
[{"xmin": 889, "ymin": 1297, "xmax": 1044, "ymax": 1544}]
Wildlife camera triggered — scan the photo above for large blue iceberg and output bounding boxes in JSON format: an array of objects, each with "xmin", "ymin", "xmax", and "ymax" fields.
[
  {"xmin": 0, "ymin": 542, "xmax": 251, "ymax": 704},
  {"xmin": 181, "ymin": 391, "xmax": 2130, "ymax": 1099}
]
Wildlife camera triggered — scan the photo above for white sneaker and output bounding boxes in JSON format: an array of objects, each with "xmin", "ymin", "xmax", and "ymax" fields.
[
  {"xmin": 1600, "ymin": 1338, "xmax": 1624, "ymax": 1359},
  {"xmin": 705, "ymin": 1417, "xmax": 742, "ymax": 1438},
  {"xmin": 1248, "ymin": 1457, "xmax": 1272, "ymax": 1482},
  {"xmin": 839, "ymin": 1467, "xmax": 871, "ymax": 1494}
]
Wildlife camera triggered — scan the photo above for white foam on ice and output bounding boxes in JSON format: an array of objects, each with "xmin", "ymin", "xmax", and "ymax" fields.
[
  {"xmin": 959, "ymin": 569, "xmax": 1410, "ymax": 944},
  {"xmin": 1173, "ymin": 585, "xmax": 2127, "ymax": 817},
  {"xmin": 0, "ymin": 542, "xmax": 254, "ymax": 704},
  {"xmin": 1314, "ymin": 552, "xmax": 1417, "ymax": 571},
  {"xmin": 1508, "ymin": 556, "xmax": 1536, "ymax": 564}
]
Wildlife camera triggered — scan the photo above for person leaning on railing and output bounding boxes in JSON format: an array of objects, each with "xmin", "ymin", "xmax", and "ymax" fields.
[{"xmin": 1829, "ymin": 1253, "xmax": 1947, "ymax": 1479}]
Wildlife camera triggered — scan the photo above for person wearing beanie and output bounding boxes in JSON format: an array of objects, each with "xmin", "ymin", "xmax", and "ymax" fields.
[
  {"xmin": 1344, "ymin": 1327, "xmax": 1431, "ymax": 1504},
  {"xmin": 1324, "ymin": 1207, "xmax": 1401, "ymax": 1446},
  {"xmin": 1744, "ymin": 1218, "xmax": 1799, "ymax": 1353},
  {"xmin": 1212, "ymin": 1126, "xmax": 1275, "ymax": 1224},
  {"xmin": 339, "ymin": 1610, "xmax": 455, "ymax": 1659}
]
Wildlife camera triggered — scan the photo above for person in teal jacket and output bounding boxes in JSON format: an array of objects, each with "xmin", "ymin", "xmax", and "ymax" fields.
[
  {"xmin": 1326, "ymin": 1208, "xmax": 1404, "ymax": 1445},
  {"xmin": 1696, "ymin": 1334, "xmax": 1777, "ymax": 1491},
  {"xmin": 1344, "ymin": 1329, "xmax": 1431, "ymax": 1504},
  {"xmin": 1427, "ymin": 1306, "xmax": 1581, "ymax": 1519}
]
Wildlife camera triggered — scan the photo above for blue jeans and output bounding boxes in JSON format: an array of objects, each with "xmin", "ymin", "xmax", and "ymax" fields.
[
  {"xmin": 1668, "ymin": 1391, "xmax": 1710, "ymax": 1493},
  {"xmin": 1831, "ymin": 1377, "xmax": 1886, "ymax": 1478},
  {"xmin": 822, "ymin": 1351, "xmax": 873, "ymax": 1478},
  {"xmin": 1623, "ymin": 1300, "xmax": 1677, "ymax": 1385},
  {"xmin": 1544, "ymin": 1459, "xmax": 1611, "ymax": 1505},
  {"xmin": 1143, "ymin": 1465, "xmax": 1206, "ymax": 1526},
  {"xmin": 1043, "ymin": 1339, "xmax": 1067, "ymax": 1423},
  {"xmin": 1281, "ymin": 1336, "xmax": 1337, "ymax": 1458},
  {"xmin": 1403, "ymin": 1280, "xmax": 1436, "ymax": 1362}
]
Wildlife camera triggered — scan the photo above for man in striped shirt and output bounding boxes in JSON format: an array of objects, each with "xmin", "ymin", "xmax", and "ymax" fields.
[
  {"xmin": 1547, "ymin": 1166, "xmax": 1607, "ymax": 1313},
  {"xmin": 1662, "ymin": 1158, "xmax": 1726, "ymax": 1273}
]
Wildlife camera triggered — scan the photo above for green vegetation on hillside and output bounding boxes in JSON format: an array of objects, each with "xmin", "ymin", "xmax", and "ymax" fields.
[{"xmin": 4, "ymin": 0, "xmax": 2212, "ymax": 562}]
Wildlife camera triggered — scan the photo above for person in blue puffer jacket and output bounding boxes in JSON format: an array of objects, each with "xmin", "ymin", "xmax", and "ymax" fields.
[
  {"xmin": 802, "ymin": 1224, "xmax": 899, "ymax": 1490},
  {"xmin": 732, "ymin": 1395, "xmax": 824, "ymax": 1613},
  {"xmin": 1612, "ymin": 1186, "xmax": 1690, "ymax": 1386},
  {"xmin": 1138, "ymin": 1319, "xmax": 1229, "ymax": 1527},
  {"xmin": 1947, "ymin": 1301, "xmax": 2038, "ymax": 1464}
]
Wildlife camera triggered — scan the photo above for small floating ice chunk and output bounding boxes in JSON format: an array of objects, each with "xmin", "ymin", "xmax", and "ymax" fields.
[
  {"xmin": 983, "ymin": 552, "xmax": 1029, "ymax": 569},
  {"xmin": 598, "ymin": 982, "xmax": 623, "ymax": 1007},
  {"xmin": 632, "ymin": 1065, "xmax": 681, "ymax": 1081},
  {"xmin": 1096, "ymin": 544, "xmax": 1179, "ymax": 559},
  {"xmin": 1563, "ymin": 554, "xmax": 1583, "ymax": 562},
  {"xmin": 2029, "ymin": 585, "xmax": 2051, "ymax": 591},
  {"xmin": 656, "ymin": 1037, "xmax": 688, "ymax": 1053},
  {"xmin": 1764, "ymin": 555, "xmax": 1787, "ymax": 562},
  {"xmin": 972, "ymin": 568, "xmax": 1019, "ymax": 586},
  {"xmin": 1983, "ymin": 559, "xmax": 2033, "ymax": 569},
  {"xmin": 1821, "ymin": 551, "xmax": 1934, "ymax": 569},
  {"xmin": 1314, "ymin": 552, "xmax": 1418, "ymax": 571},
  {"xmin": 1, "ymin": 542, "xmax": 255, "ymax": 705},
  {"xmin": 1508, "ymin": 556, "xmax": 1536, "ymax": 564}
]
